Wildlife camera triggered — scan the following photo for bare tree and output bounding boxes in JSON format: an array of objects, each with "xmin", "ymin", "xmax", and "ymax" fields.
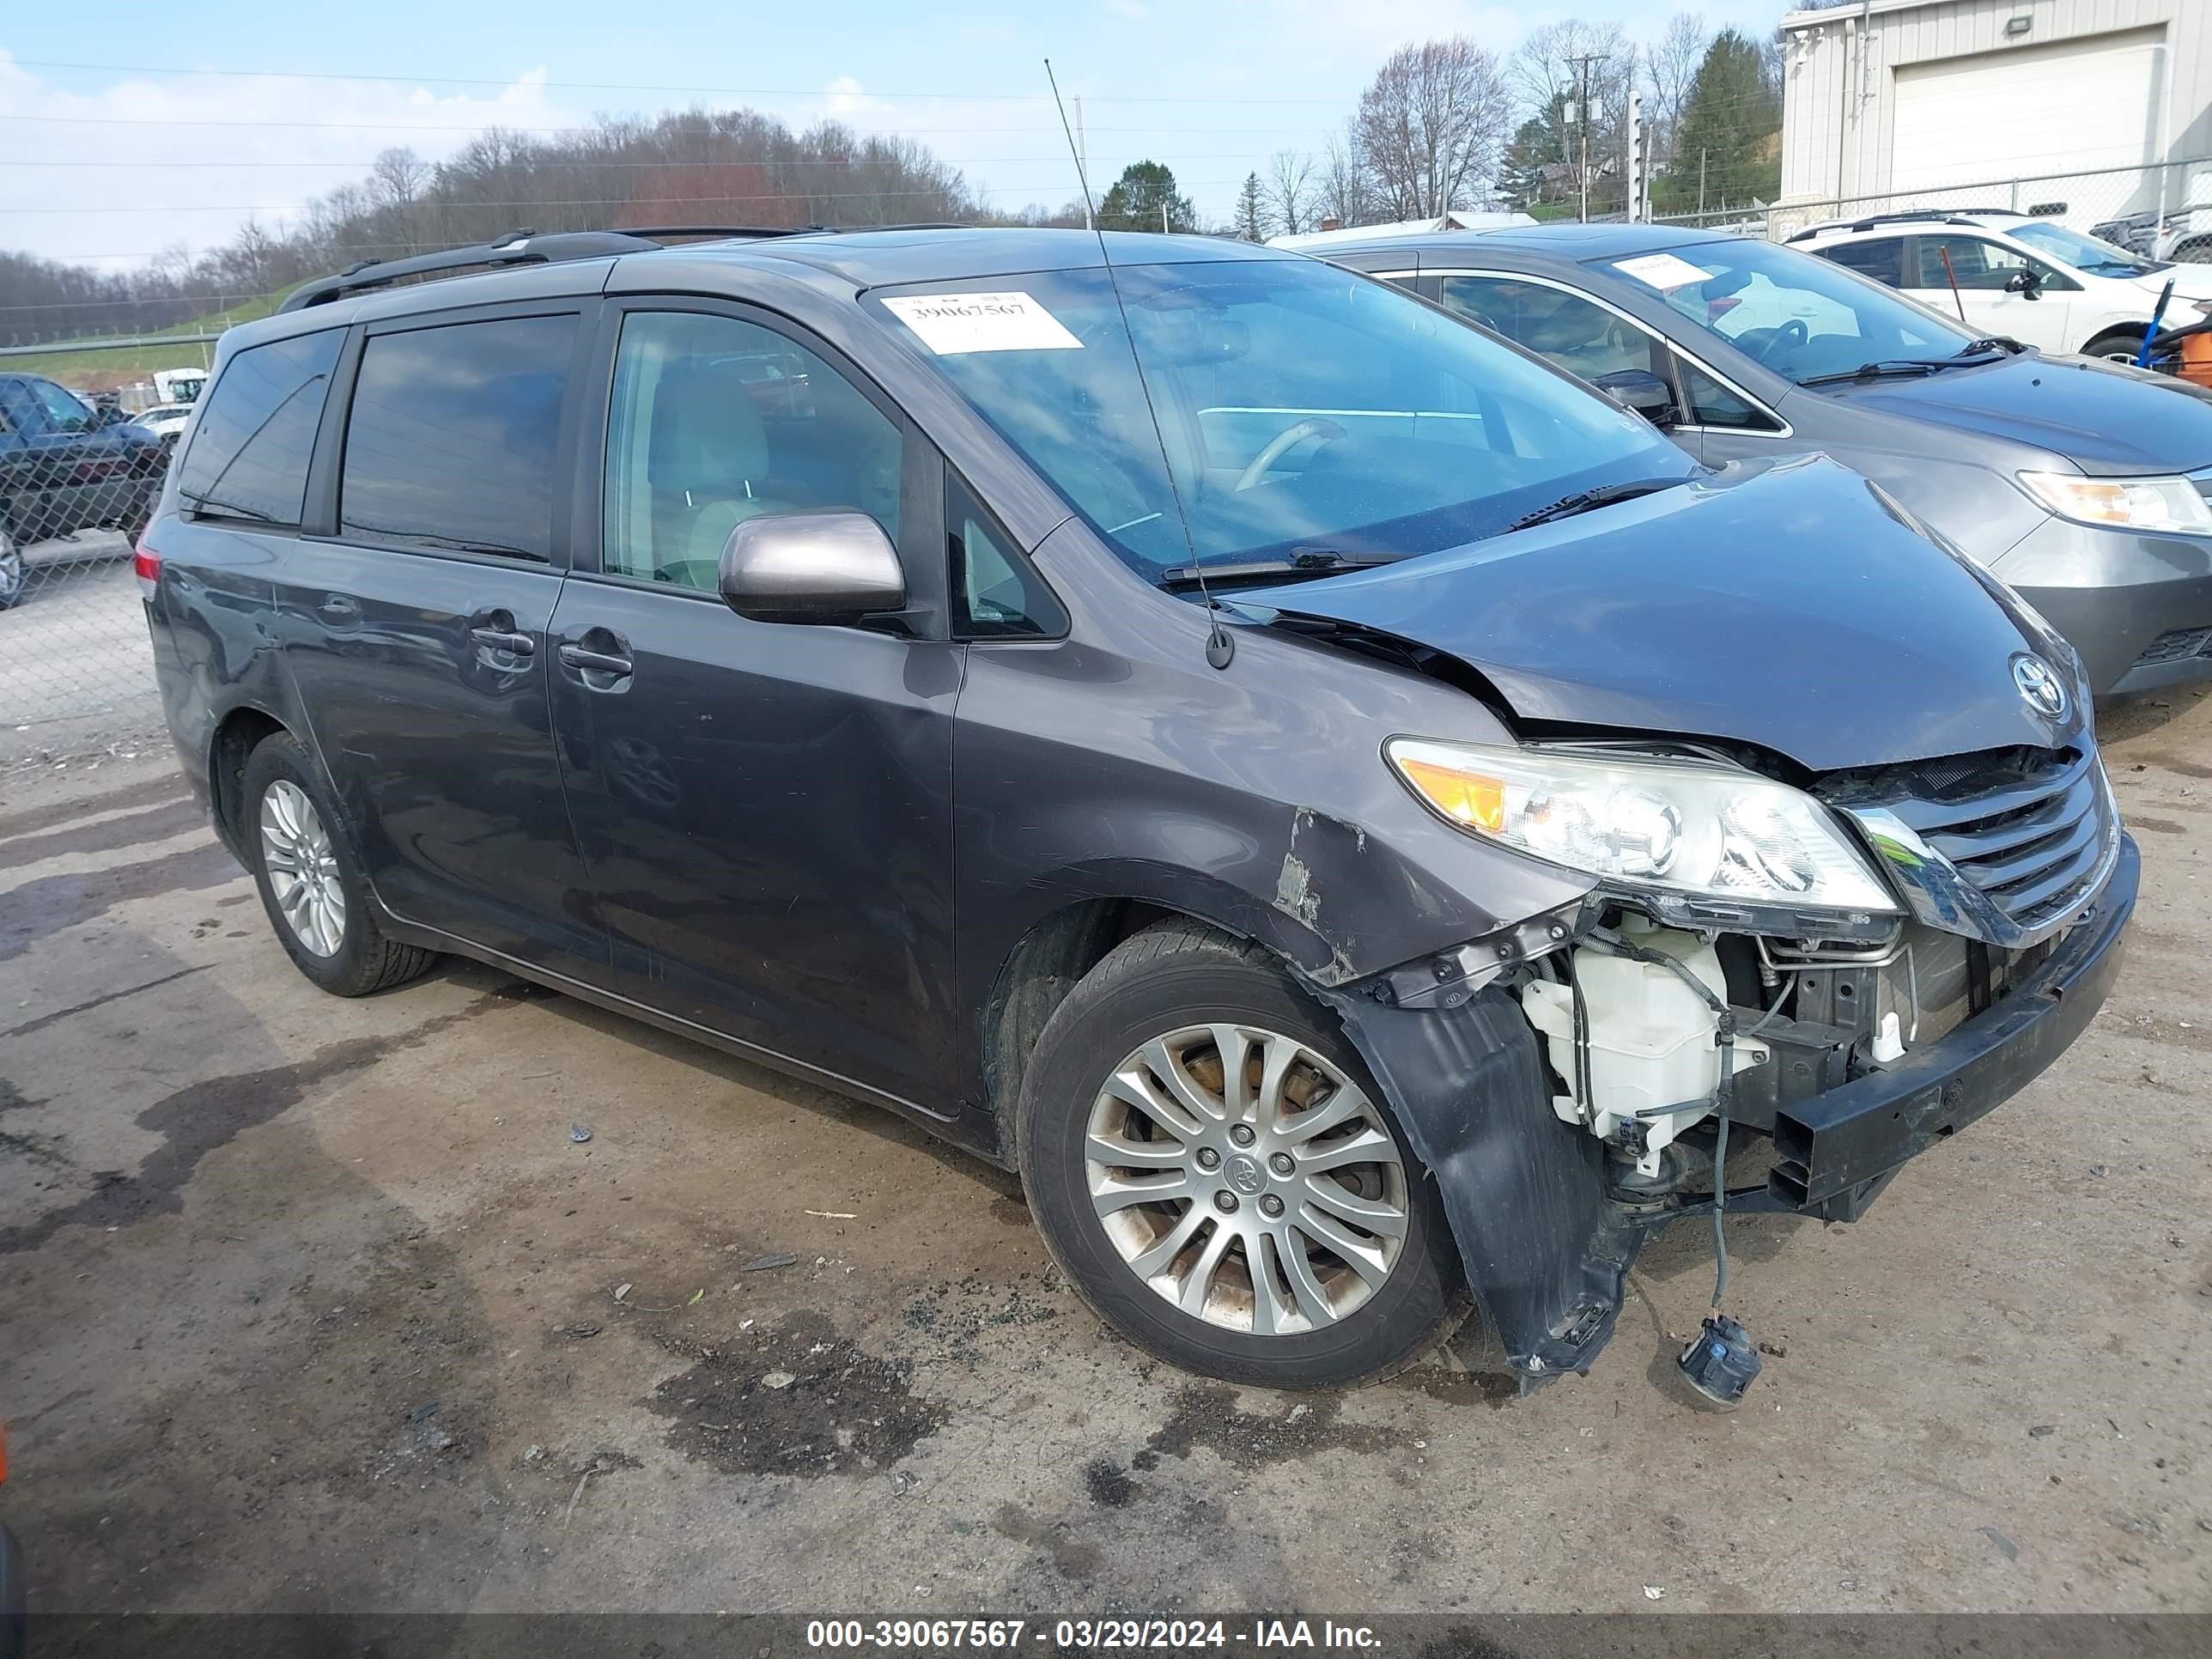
[
  {"xmin": 1355, "ymin": 38, "xmax": 1513, "ymax": 222},
  {"xmin": 1316, "ymin": 124, "xmax": 1372, "ymax": 227},
  {"xmin": 1644, "ymin": 12, "xmax": 1711, "ymax": 173},
  {"xmin": 1514, "ymin": 21, "xmax": 1633, "ymax": 216},
  {"xmin": 368, "ymin": 147, "xmax": 431, "ymax": 253},
  {"xmin": 1262, "ymin": 149, "xmax": 1318, "ymax": 237}
]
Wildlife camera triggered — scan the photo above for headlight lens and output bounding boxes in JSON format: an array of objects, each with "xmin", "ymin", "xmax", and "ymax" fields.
[
  {"xmin": 1387, "ymin": 738, "xmax": 1901, "ymax": 915},
  {"xmin": 2018, "ymin": 470, "xmax": 2212, "ymax": 536}
]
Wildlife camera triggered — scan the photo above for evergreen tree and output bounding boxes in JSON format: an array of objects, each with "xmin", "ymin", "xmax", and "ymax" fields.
[
  {"xmin": 1097, "ymin": 161, "xmax": 1198, "ymax": 233},
  {"xmin": 1497, "ymin": 102, "xmax": 1571, "ymax": 211},
  {"xmin": 1654, "ymin": 28, "xmax": 1781, "ymax": 216},
  {"xmin": 1235, "ymin": 172, "xmax": 1268, "ymax": 241}
]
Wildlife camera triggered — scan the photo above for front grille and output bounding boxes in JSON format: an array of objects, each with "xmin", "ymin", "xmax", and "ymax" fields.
[
  {"xmin": 1824, "ymin": 746, "xmax": 2119, "ymax": 946},
  {"xmin": 2136, "ymin": 625, "xmax": 2212, "ymax": 667}
]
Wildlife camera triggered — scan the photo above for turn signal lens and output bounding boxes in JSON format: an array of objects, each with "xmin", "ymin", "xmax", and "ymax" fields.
[{"xmin": 1395, "ymin": 757, "xmax": 1505, "ymax": 830}]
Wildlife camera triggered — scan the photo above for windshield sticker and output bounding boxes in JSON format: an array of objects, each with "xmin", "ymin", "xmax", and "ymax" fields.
[
  {"xmin": 880, "ymin": 291, "xmax": 1083, "ymax": 355},
  {"xmin": 1612, "ymin": 252, "xmax": 1717, "ymax": 292}
]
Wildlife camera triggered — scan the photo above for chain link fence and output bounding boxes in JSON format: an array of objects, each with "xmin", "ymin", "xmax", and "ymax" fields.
[
  {"xmin": 0, "ymin": 351, "xmax": 180, "ymax": 771},
  {"xmin": 1651, "ymin": 155, "xmax": 2212, "ymax": 252}
]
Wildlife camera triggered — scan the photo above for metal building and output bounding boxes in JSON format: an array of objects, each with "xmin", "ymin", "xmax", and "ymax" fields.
[{"xmin": 1778, "ymin": 0, "xmax": 2210, "ymax": 222}]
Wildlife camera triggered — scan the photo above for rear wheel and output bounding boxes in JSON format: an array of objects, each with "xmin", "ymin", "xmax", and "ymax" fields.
[
  {"xmin": 241, "ymin": 732, "xmax": 439, "ymax": 996},
  {"xmin": 1017, "ymin": 920, "xmax": 1468, "ymax": 1388}
]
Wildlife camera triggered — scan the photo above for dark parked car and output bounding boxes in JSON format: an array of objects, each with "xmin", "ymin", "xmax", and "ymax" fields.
[
  {"xmin": 1322, "ymin": 223, "xmax": 2212, "ymax": 697},
  {"xmin": 143, "ymin": 227, "xmax": 2133, "ymax": 1394},
  {"xmin": 0, "ymin": 372, "xmax": 168, "ymax": 608}
]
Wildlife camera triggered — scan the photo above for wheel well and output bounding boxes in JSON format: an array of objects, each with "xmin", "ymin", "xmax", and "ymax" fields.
[
  {"xmin": 2084, "ymin": 323, "xmax": 2148, "ymax": 351},
  {"xmin": 208, "ymin": 707, "xmax": 289, "ymax": 851},
  {"xmin": 980, "ymin": 898, "xmax": 1182, "ymax": 1152}
]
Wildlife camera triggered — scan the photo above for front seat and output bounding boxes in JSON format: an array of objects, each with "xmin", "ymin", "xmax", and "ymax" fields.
[{"xmin": 647, "ymin": 362, "xmax": 798, "ymax": 589}]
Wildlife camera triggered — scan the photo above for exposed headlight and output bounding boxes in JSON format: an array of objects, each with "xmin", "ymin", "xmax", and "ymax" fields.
[
  {"xmin": 2018, "ymin": 470, "xmax": 2212, "ymax": 536},
  {"xmin": 1387, "ymin": 738, "xmax": 1901, "ymax": 915}
]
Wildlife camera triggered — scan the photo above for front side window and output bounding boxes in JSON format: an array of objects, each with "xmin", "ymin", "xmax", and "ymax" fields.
[
  {"xmin": 1437, "ymin": 276, "xmax": 1670, "ymax": 386},
  {"xmin": 29, "ymin": 379, "xmax": 94, "ymax": 433},
  {"xmin": 1913, "ymin": 234, "xmax": 2043, "ymax": 292},
  {"xmin": 1678, "ymin": 362, "xmax": 1778, "ymax": 432},
  {"xmin": 177, "ymin": 329, "xmax": 343, "ymax": 526},
  {"xmin": 949, "ymin": 472, "xmax": 1062, "ymax": 638},
  {"xmin": 602, "ymin": 310, "xmax": 903, "ymax": 591},
  {"xmin": 340, "ymin": 313, "xmax": 576, "ymax": 561},
  {"xmin": 1613, "ymin": 237, "xmax": 1972, "ymax": 387},
  {"xmin": 872, "ymin": 259, "xmax": 1684, "ymax": 584}
]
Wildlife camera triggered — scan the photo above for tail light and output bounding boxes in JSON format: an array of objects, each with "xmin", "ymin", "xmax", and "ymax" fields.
[{"xmin": 134, "ymin": 542, "xmax": 162, "ymax": 600}]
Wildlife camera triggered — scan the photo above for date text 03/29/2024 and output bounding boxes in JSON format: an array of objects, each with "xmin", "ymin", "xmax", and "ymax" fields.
[{"xmin": 805, "ymin": 1620, "xmax": 1383, "ymax": 1651}]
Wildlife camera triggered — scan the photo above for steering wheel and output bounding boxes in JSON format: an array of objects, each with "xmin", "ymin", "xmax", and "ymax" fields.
[
  {"xmin": 1235, "ymin": 417, "xmax": 1347, "ymax": 493},
  {"xmin": 1748, "ymin": 318, "xmax": 1808, "ymax": 363}
]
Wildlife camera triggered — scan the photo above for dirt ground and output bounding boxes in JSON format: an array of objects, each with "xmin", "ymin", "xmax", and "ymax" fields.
[{"xmin": 3, "ymin": 689, "xmax": 2209, "ymax": 1619}]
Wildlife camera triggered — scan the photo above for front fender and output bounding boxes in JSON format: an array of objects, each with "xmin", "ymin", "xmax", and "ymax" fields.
[{"xmin": 1319, "ymin": 983, "xmax": 1638, "ymax": 1381}]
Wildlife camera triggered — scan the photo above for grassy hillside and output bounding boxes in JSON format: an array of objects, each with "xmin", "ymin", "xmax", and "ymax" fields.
[{"xmin": 15, "ymin": 289, "xmax": 293, "ymax": 387}]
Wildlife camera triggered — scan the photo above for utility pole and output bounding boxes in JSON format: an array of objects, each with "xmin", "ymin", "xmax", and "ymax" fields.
[
  {"xmin": 1698, "ymin": 148, "xmax": 1709, "ymax": 218},
  {"xmin": 1625, "ymin": 87, "xmax": 1642, "ymax": 222},
  {"xmin": 1568, "ymin": 52, "xmax": 1606, "ymax": 223}
]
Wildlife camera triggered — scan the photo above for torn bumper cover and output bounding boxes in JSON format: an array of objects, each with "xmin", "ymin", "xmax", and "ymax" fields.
[{"xmin": 1324, "ymin": 833, "xmax": 2138, "ymax": 1382}]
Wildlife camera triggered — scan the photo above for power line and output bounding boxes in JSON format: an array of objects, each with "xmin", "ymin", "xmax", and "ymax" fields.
[{"xmin": 3, "ymin": 58, "xmax": 1362, "ymax": 106}]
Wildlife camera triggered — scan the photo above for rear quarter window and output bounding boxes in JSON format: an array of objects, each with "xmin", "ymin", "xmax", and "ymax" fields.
[
  {"xmin": 177, "ymin": 329, "xmax": 343, "ymax": 526},
  {"xmin": 1819, "ymin": 239, "xmax": 1905, "ymax": 289}
]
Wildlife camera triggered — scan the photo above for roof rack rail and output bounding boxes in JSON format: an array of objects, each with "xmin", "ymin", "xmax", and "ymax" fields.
[
  {"xmin": 1784, "ymin": 206, "xmax": 2022, "ymax": 243},
  {"xmin": 278, "ymin": 221, "xmax": 983, "ymax": 313}
]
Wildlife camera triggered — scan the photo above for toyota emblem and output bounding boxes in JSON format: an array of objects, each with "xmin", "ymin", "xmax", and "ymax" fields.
[{"xmin": 2011, "ymin": 654, "xmax": 2069, "ymax": 721}]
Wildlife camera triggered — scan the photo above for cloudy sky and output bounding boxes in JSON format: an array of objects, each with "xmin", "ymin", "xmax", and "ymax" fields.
[{"xmin": 0, "ymin": 0, "xmax": 1788, "ymax": 270}]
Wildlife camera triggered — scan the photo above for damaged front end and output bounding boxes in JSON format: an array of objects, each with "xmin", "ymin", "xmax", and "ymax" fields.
[{"xmin": 1315, "ymin": 740, "xmax": 2138, "ymax": 1388}]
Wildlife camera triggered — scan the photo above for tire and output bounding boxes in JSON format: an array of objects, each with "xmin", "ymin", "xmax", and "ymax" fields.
[
  {"xmin": 240, "ymin": 732, "xmax": 439, "ymax": 997},
  {"xmin": 1017, "ymin": 919, "xmax": 1468, "ymax": 1389},
  {"xmin": 0, "ymin": 522, "xmax": 22, "ymax": 611},
  {"xmin": 2083, "ymin": 328, "xmax": 2148, "ymax": 364}
]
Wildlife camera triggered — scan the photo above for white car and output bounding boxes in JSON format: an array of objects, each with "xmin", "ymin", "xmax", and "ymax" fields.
[
  {"xmin": 1790, "ymin": 208, "xmax": 2212, "ymax": 362},
  {"xmin": 128, "ymin": 403, "xmax": 194, "ymax": 447}
]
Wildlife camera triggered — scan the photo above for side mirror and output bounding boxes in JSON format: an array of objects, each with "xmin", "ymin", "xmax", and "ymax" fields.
[
  {"xmin": 2006, "ymin": 268, "xmax": 2040, "ymax": 296},
  {"xmin": 1591, "ymin": 368, "xmax": 1679, "ymax": 428},
  {"xmin": 718, "ymin": 509, "xmax": 906, "ymax": 626}
]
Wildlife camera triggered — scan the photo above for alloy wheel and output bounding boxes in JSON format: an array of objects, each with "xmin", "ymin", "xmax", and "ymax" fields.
[
  {"xmin": 259, "ymin": 780, "xmax": 346, "ymax": 957},
  {"xmin": 1084, "ymin": 1023, "xmax": 1408, "ymax": 1335},
  {"xmin": 0, "ymin": 532, "xmax": 22, "ymax": 606}
]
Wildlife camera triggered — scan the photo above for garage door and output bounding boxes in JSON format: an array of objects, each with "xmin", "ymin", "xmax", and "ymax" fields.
[{"xmin": 1891, "ymin": 27, "xmax": 2163, "ymax": 193}]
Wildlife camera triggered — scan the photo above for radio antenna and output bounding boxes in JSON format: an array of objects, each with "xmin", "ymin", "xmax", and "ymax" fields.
[{"xmin": 1045, "ymin": 58, "xmax": 1233, "ymax": 670}]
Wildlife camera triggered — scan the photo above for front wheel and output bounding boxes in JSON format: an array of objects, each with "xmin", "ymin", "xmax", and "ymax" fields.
[
  {"xmin": 0, "ymin": 524, "xmax": 22, "ymax": 611},
  {"xmin": 1017, "ymin": 920, "xmax": 1468, "ymax": 1388},
  {"xmin": 2084, "ymin": 328, "xmax": 2148, "ymax": 364},
  {"xmin": 241, "ymin": 732, "xmax": 440, "ymax": 997}
]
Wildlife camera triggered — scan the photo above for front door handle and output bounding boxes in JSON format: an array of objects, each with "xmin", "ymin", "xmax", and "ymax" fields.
[
  {"xmin": 470, "ymin": 625, "xmax": 536, "ymax": 655},
  {"xmin": 558, "ymin": 641, "xmax": 634, "ymax": 678}
]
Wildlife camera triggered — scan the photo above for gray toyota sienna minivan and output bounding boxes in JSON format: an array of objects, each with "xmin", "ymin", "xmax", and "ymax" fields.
[{"xmin": 142, "ymin": 227, "xmax": 2134, "ymax": 1397}]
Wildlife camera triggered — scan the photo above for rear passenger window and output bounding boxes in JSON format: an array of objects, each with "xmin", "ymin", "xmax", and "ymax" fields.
[
  {"xmin": 340, "ymin": 313, "xmax": 575, "ymax": 561},
  {"xmin": 601, "ymin": 310, "xmax": 903, "ymax": 592},
  {"xmin": 177, "ymin": 330, "xmax": 342, "ymax": 526},
  {"xmin": 1819, "ymin": 239, "xmax": 1905, "ymax": 288}
]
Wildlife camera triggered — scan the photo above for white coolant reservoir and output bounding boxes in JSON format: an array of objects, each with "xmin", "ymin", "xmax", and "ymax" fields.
[{"xmin": 1522, "ymin": 918, "xmax": 1767, "ymax": 1176}]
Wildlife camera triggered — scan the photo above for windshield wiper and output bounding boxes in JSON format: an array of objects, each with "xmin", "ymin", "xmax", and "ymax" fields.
[
  {"xmin": 1158, "ymin": 547, "xmax": 1393, "ymax": 591},
  {"xmin": 1504, "ymin": 477, "xmax": 1686, "ymax": 534},
  {"xmin": 1800, "ymin": 356, "xmax": 1978, "ymax": 386}
]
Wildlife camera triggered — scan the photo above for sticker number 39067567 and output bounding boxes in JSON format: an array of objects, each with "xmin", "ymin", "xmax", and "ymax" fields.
[{"xmin": 880, "ymin": 291, "xmax": 1085, "ymax": 355}]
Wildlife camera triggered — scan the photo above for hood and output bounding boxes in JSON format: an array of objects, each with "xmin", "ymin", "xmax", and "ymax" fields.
[
  {"xmin": 1815, "ymin": 351, "xmax": 2212, "ymax": 474},
  {"xmin": 1243, "ymin": 455, "xmax": 2084, "ymax": 775},
  {"xmin": 2131, "ymin": 264, "xmax": 2212, "ymax": 305}
]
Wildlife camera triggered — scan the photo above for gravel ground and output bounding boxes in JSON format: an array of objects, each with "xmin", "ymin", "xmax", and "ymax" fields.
[{"xmin": 1, "ymin": 689, "xmax": 2208, "ymax": 1618}]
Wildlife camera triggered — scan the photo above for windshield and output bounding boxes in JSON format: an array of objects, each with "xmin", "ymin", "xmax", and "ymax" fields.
[
  {"xmin": 2007, "ymin": 220, "xmax": 2163, "ymax": 277},
  {"xmin": 1610, "ymin": 238, "xmax": 1978, "ymax": 386},
  {"xmin": 870, "ymin": 258, "xmax": 1686, "ymax": 582}
]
